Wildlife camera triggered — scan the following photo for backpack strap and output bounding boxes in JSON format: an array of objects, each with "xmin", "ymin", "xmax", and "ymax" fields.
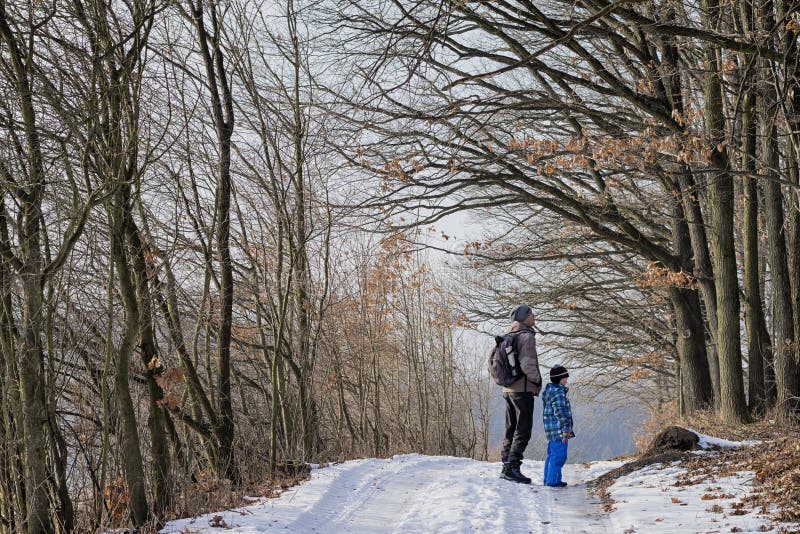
[{"xmin": 507, "ymin": 332, "xmax": 526, "ymax": 382}]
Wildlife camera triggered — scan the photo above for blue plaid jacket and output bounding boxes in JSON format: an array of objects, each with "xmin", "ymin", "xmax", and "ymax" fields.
[{"xmin": 542, "ymin": 383, "xmax": 575, "ymax": 442}]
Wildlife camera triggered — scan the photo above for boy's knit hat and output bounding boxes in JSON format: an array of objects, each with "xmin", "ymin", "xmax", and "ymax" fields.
[
  {"xmin": 550, "ymin": 365, "xmax": 569, "ymax": 383},
  {"xmin": 510, "ymin": 304, "xmax": 532, "ymax": 322}
]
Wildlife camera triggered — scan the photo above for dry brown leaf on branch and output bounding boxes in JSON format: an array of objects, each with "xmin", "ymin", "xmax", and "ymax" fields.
[
  {"xmin": 155, "ymin": 366, "xmax": 187, "ymax": 409},
  {"xmin": 636, "ymin": 261, "xmax": 698, "ymax": 290}
]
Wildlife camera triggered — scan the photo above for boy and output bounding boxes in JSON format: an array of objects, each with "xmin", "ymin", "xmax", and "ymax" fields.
[{"xmin": 542, "ymin": 365, "xmax": 574, "ymax": 487}]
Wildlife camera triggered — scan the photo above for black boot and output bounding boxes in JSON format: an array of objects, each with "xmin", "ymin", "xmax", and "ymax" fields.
[
  {"xmin": 502, "ymin": 463, "xmax": 531, "ymax": 484},
  {"xmin": 500, "ymin": 463, "xmax": 510, "ymax": 479}
]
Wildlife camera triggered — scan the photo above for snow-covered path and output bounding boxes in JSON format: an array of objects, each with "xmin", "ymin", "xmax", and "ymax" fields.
[{"xmin": 162, "ymin": 454, "xmax": 621, "ymax": 533}]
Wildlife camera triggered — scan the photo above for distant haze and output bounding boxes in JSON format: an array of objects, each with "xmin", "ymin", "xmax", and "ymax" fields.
[{"xmin": 489, "ymin": 388, "xmax": 647, "ymax": 463}]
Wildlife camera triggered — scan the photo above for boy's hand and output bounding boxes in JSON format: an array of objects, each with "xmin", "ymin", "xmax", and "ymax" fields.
[{"xmin": 562, "ymin": 432, "xmax": 570, "ymax": 444}]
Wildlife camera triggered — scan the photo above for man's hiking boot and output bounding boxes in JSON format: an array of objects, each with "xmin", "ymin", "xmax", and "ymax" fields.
[
  {"xmin": 500, "ymin": 463, "xmax": 510, "ymax": 479},
  {"xmin": 502, "ymin": 464, "xmax": 531, "ymax": 484},
  {"xmin": 546, "ymin": 481, "xmax": 568, "ymax": 487}
]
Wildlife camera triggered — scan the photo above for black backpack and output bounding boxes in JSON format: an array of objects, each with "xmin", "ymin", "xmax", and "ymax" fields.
[{"xmin": 488, "ymin": 333, "xmax": 524, "ymax": 387}]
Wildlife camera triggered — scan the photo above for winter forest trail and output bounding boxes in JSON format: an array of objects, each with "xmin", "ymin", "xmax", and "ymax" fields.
[{"xmin": 162, "ymin": 454, "xmax": 620, "ymax": 533}]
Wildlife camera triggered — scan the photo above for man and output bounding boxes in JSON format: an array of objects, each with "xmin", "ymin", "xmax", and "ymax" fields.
[{"xmin": 501, "ymin": 304, "xmax": 542, "ymax": 484}]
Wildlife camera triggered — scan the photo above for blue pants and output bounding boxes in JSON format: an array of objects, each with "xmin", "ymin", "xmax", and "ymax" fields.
[{"xmin": 543, "ymin": 440, "xmax": 568, "ymax": 486}]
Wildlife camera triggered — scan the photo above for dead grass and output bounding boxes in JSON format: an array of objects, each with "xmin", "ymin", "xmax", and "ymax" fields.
[
  {"xmin": 120, "ymin": 464, "xmax": 312, "ymax": 533},
  {"xmin": 632, "ymin": 402, "xmax": 681, "ymax": 451}
]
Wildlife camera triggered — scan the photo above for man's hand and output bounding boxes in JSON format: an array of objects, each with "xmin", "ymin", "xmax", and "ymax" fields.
[{"xmin": 562, "ymin": 432, "xmax": 570, "ymax": 444}]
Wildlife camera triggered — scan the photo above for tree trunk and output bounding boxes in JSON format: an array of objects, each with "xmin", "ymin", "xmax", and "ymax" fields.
[
  {"xmin": 777, "ymin": 0, "xmax": 800, "ymax": 421},
  {"xmin": 658, "ymin": 20, "xmax": 721, "ymax": 404},
  {"xmin": 19, "ymin": 281, "xmax": 53, "ymax": 534},
  {"xmin": 739, "ymin": 72, "xmax": 770, "ymax": 414},
  {"xmin": 189, "ymin": 0, "xmax": 237, "ymax": 480},
  {"xmin": 669, "ymin": 198, "xmax": 714, "ymax": 411},
  {"xmin": 761, "ymin": 105, "xmax": 800, "ymax": 422},
  {"xmin": 214, "ymin": 106, "xmax": 236, "ymax": 482},
  {"xmin": 0, "ymin": 255, "xmax": 23, "ymax": 531},
  {"xmin": 109, "ymin": 192, "xmax": 149, "ymax": 527},
  {"xmin": 786, "ymin": 140, "xmax": 800, "ymax": 417},
  {"xmin": 292, "ymin": 71, "xmax": 315, "ymax": 461},
  {"xmin": 701, "ymin": 0, "xmax": 748, "ymax": 423},
  {"xmin": 0, "ymin": 10, "xmax": 66, "ymax": 530},
  {"xmin": 126, "ymin": 215, "xmax": 171, "ymax": 514}
]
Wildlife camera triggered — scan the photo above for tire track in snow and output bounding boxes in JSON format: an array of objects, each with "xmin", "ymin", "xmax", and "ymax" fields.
[
  {"xmin": 297, "ymin": 454, "xmax": 428, "ymax": 532},
  {"xmin": 281, "ymin": 455, "xmax": 411, "ymax": 532},
  {"xmin": 160, "ymin": 455, "xmax": 615, "ymax": 533}
]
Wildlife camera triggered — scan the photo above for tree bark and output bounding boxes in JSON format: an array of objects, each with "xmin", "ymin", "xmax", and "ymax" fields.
[
  {"xmin": 126, "ymin": 213, "xmax": 171, "ymax": 514},
  {"xmin": 740, "ymin": 88, "xmax": 770, "ymax": 414},
  {"xmin": 776, "ymin": 0, "xmax": 800, "ymax": 422},
  {"xmin": 189, "ymin": 0, "xmax": 237, "ymax": 480},
  {"xmin": 701, "ymin": 0, "xmax": 748, "ymax": 423},
  {"xmin": 0, "ymin": 231, "xmax": 24, "ymax": 531},
  {"xmin": 0, "ymin": 8, "xmax": 69, "ymax": 530},
  {"xmin": 669, "ymin": 196, "xmax": 714, "ymax": 411},
  {"xmin": 109, "ymin": 190, "xmax": 149, "ymax": 526},
  {"xmin": 786, "ymin": 140, "xmax": 800, "ymax": 417},
  {"xmin": 286, "ymin": 0, "xmax": 317, "ymax": 457},
  {"xmin": 761, "ymin": 105, "xmax": 800, "ymax": 422}
]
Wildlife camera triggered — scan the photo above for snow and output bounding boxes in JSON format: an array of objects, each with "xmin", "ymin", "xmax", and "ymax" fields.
[
  {"xmin": 161, "ymin": 454, "xmax": 618, "ymax": 533},
  {"xmin": 688, "ymin": 429, "xmax": 761, "ymax": 450},
  {"xmin": 606, "ymin": 462, "xmax": 780, "ymax": 533},
  {"xmin": 161, "ymin": 443, "xmax": 796, "ymax": 533}
]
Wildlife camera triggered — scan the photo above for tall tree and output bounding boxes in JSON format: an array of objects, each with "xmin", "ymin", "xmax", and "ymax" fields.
[
  {"xmin": 179, "ymin": 0, "xmax": 238, "ymax": 480},
  {"xmin": 335, "ymin": 0, "xmax": 719, "ymax": 411}
]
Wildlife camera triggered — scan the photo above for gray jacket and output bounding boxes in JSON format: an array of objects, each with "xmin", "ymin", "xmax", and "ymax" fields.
[{"xmin": 502, "ymin": 322, "xmax": 542, "ymax": 395}]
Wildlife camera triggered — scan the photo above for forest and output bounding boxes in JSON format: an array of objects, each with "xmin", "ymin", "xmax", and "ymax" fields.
[{"xmin": 1, "ymin": 0, "xmax": 799, "ymax": 531}]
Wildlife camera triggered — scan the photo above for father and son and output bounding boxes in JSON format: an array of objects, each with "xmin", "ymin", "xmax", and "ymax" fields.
[{"xmin": 496, "ymin": 304, "xmax": 574, "ymax": 486}]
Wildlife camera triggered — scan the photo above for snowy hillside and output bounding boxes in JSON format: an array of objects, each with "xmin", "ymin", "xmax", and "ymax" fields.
[{"xmin": 161, "ymin": 434, "xmax": 798, "ymax": 533}]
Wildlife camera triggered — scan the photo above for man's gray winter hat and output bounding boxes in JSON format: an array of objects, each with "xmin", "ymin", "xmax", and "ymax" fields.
[{"xmin": 510, "ymin": 304, "xmax": 532, "ymax": 322}]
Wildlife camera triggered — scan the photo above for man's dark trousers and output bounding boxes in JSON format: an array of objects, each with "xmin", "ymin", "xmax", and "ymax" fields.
[{"xmin": 501, "ymin": 392, "xmax": 534, "ymax": 465}]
